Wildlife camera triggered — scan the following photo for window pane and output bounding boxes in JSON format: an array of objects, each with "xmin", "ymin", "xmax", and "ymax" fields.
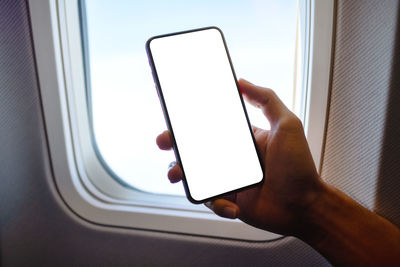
[{"xmin": 83, "ymin": 0, "xmax": 298, "ymax": 196}]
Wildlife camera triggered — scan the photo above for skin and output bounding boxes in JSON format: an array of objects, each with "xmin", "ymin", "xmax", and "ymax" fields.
[{"xmin": 156, "ymin": 79, "xmax": 400, "ymax": 266}]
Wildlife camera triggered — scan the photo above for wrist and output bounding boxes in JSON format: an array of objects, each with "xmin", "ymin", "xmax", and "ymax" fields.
[
  {"xmin": 291, "ymin": 180, "xmax": 400, "ymax": 266},
  {"xmin": 293, "ymin": 181, "xmax": 359, "ymax": 252},
  {"xmin": 292, "ymin": 180, "xmax": 331, "ymax": 243}
]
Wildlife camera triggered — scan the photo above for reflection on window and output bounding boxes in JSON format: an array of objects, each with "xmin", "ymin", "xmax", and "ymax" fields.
[{"xmin": 83, "ymin": 0, "xmax": 298, "ymax": 195}]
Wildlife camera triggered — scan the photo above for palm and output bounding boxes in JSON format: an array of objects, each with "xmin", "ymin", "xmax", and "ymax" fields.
[{"xmin": 231, "ymin": 122, "xmax": 319, "ymax": 234}]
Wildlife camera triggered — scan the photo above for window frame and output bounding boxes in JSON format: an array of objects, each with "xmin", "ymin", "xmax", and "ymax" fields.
[{"xmin": 28, "ymin": 0, "xmax": 333, "ymax": 241}]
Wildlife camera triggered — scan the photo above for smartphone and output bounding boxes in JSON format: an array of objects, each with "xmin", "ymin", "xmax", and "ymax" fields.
[{"xmin": 146, "ymin": 27, "xmax": 264, "ymax": 203}]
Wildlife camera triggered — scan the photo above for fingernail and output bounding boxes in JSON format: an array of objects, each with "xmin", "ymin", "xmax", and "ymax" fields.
[
  {"xmin": 168, "ymin": 161, "xmax": 176, "ymax": 170},
  {"xmin": 204, "ymin": 201, "xmax": 213, "ymax": 209},
  {"xmin": 222, "ymin": 207, "xmax": 237, "ymax": 219}
]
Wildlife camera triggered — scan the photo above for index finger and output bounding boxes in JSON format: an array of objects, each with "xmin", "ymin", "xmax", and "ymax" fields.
[{"xmin": 238, "ymin": 79, "xmax": 289, "ymax": 126}]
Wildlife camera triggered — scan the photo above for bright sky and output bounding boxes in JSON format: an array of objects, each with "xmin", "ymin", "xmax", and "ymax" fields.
[{"xmin": 84, "ymin": 0, "xmax": 298, "ymax": 196}]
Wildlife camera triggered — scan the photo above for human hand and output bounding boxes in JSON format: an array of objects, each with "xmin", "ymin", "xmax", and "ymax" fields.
[{"xmin": 156, "ymin": 79, "xmax": 323, "ymax": 236}]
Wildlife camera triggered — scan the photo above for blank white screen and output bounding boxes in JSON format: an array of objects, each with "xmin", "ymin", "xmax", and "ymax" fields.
[{"xmin": 149, "ymin": 28, "xmax": 263, "ymax": 202}]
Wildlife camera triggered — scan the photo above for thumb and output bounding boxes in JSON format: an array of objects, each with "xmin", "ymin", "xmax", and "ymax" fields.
[
  {"xmin": 238, "ymin": 79, "xmax": 287, "ymax": 126},
  {"xmin": 205, "ymin": 199, "xmax": 240, "ymax": 219}
]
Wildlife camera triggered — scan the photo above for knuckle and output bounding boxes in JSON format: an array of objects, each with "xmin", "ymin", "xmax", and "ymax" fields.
[
  {"xmin": 279, "ymin": 114, "xmax": 304, "ymax": 131},
  {"xmin": 260, "ymin": 87, "xmax": 274, "ymax": 105},
  {"xmin": 291, "ymin": 116, "xmax": 304, "ymax": 129},
  {"xmin": 265, "ymin": 87, "xmax": 276, "ymax": 97}
]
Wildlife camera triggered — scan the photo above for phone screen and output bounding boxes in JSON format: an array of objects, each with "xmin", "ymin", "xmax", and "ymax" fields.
[{"xmin": 147, "ymin": 27, "xmax": 263, "ymax": 203}]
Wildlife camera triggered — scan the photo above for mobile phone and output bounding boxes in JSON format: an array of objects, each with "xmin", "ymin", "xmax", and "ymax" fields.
[{"xmin": 146, "ymin": 27, "xmax": 264, "ymax": 203}]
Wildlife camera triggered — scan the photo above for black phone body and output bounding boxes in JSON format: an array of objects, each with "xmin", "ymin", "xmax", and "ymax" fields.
[{"xmin": 146, "ymin": 27, "xmax": 264, "ymax": 204}]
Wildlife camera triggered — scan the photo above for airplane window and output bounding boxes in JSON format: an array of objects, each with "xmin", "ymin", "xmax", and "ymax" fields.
[
  {"xmin": 82, "ymin": 0, "xmax": 298, "ymax": 195},
  {"xmin": 30, "ymin": 0, "xmax": 332, "ymax": 239}
]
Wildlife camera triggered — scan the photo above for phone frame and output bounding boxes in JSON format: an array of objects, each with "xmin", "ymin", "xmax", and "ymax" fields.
[{"xmin": 146, "ymin": 26, "xmax": 264, "ymax": 204}]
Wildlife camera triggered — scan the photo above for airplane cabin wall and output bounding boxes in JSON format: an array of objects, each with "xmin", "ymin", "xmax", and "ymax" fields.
[
  {"xmin": 1, "ymin": 0, "xmax": 399, "ymax": 266},
  {"xmin": 321, "ymin": 0, "xmax": 400, "ymax": 227}
]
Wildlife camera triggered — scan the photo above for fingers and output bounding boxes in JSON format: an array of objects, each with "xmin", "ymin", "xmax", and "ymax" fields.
[
  {"xmin": 251, "ymin": 125, "xmax": 269, "ymax": 157},
  {"xmin": 205, "ymin": 199, "xmax": 240, "ymax": 219},
  {"xmin": 156, "ymin": 130, "xmax": 173, "ymax": 150},
  {"xmin": 156, "ymin": 131, "xmax": 183, "ymax": 183},
  {"xmin": 252, "ymin": 125, "xmax": 264, "ymax": 135},
  {"xmin": 239, "ymin": 79, "xmax": 288, "ymax": 126},
  {"xmin": 167, "ymin": 161, "xmax": 183, "ymax": 183}
]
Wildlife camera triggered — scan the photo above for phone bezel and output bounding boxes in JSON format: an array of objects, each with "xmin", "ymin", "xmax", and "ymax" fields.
[{"xmin": 146, "ymin": 26, "xmax": 264, "ymax": 204}]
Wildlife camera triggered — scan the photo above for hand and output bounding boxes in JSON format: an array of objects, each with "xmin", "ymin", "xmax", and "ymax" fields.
[{"xmin": 156, "ymin": 79, "xmax": 323, "ymax": 236}]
